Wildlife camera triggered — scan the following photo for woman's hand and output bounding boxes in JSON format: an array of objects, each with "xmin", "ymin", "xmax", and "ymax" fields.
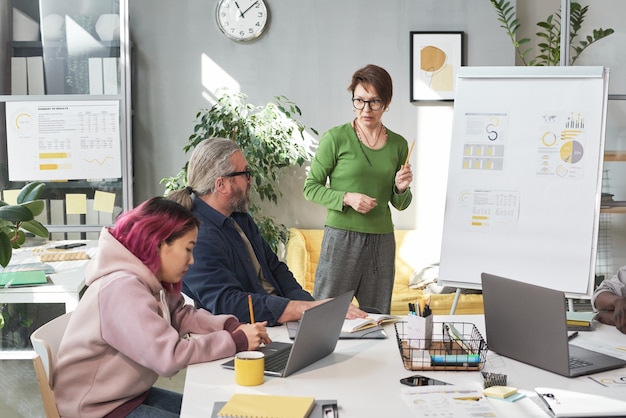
[
  {"xmin": 344, "ymin": 192, "xmax": 377, "ymax": 214},
  {"xmin": 236, "ymin": 321, "xmax": 272, "ymax": 350},
  {"xmin": 395, "ymin": 164, "xmax": 413, "ymax": 193}
]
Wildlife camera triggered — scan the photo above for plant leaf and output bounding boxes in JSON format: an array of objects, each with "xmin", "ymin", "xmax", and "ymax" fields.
[
  {"xmin": 20, "ymin": 200, "xmax": 45, "ymax": 217},
  {"xmin": 0, "ymin": 205, "xmax": 33, "ymax": 222},
  {"xmin": 16, "ymin": 182, "xmax": 45, "ymax": 204},
  {"xmin": 20, "ymin": 220, "xmax": 49, "ymax": 238},
  {"xmin": 0, "ymin": 231, "xmax": 12, "ymax": 267}
]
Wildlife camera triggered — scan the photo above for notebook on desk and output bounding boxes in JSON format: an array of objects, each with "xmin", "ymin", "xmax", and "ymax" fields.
[
  {"xmin": 286, "ymin": 321, "xmax": 388, "ymax": 339},
  {"xmin": 481, "ymin": 273, "xmax": 626, "ymax": 377},
  {"xmin": 0, "ymin": 270, "xmax": 49, "ymax": 287},
  {"xmin": 221, "ymin": 290, "xmax": 353, "ymax": 377}
]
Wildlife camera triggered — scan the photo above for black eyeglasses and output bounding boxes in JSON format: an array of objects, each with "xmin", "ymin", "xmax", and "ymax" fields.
[
  {"xmin": 223, "ymin": 168, "xmax": 252, "ymax": 180},
  {"xmin": 352, "ymin": 98, "xmax": 384, "ymax": 111}
]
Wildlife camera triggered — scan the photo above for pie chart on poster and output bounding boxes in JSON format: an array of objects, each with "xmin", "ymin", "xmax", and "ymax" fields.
[{"xmin": 560, "ymin": 140, "xmax": 584, "ymax": 164}]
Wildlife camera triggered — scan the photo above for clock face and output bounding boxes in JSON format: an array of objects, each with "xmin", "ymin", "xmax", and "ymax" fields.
[{"xmin": 216, "ymin": 0, "xmax": 268, "ymax": 42}]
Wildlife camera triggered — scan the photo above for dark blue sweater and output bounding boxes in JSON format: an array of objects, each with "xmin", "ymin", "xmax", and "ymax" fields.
[{"xmin": 182, "ymin": 198, "xmax": 314, "ymax": 326}]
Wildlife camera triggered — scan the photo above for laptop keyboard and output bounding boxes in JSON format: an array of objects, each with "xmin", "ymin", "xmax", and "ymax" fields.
[
  {"xmin": 264, "ymin": 346, "xmax": 292, "ymax": 373},
  {"xmin": 569, "ymin": 356, "xmax": 592, "ymax": 369}
]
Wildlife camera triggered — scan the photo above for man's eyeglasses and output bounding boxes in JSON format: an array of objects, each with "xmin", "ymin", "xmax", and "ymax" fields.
[
  {"xmin": 223, "ymin": 168, "xmax": 252, "ymax": 180},
  {"xmin": 352, "ymin": 98, "xmax": 384, "ymax": 111}
]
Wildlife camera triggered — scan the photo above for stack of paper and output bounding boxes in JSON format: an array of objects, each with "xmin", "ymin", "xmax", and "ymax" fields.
[{"xmin": 401, "ymin": 384, "xmax": 496, "ymax": 417}]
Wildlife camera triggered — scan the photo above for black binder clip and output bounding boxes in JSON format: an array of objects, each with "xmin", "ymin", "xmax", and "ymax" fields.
[
  {"xmin": 322, "ymin": 402, "xmax": 338, "ymax": 418},
  {"xmin": 481, "ymin": 371, "xmax": 507, "ymax": 388}
]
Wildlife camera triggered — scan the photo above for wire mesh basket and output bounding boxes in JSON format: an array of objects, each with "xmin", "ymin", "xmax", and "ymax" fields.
[{"xmin": 394, "ymin": 321, "xmax": 487, "ymax": 371}]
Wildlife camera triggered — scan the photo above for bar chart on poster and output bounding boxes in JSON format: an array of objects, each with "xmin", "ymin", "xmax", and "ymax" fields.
[
  {"xmin": 438, "ymin": 66, "xmax": 610, "ymax": 298},
  {"xmin": 5, "ymin": 100, "xmax": 122, "ymax": 181}
]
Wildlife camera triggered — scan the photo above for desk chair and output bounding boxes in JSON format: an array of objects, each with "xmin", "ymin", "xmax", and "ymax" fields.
[{"xmin": 30, "ymin": 311, "xmax": 73, "ymax": 418}]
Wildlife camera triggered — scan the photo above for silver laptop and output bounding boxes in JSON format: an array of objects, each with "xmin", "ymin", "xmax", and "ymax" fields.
[
  {"xmin": 221, "ymin": 290, "xmax": 353, "ymax": 377},
  {"xmin": 481, "ymin": 273, "xmax": 626, "ymax": 377}
]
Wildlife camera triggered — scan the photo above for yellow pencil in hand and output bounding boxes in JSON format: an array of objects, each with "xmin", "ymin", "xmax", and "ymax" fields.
[
  {"xmin": 248, "ymin": 294, "xmax": 255, "ymax": 324},
  {"xmin": 404, "ymin": 140, "xmax": 415, "ymax": 167}
]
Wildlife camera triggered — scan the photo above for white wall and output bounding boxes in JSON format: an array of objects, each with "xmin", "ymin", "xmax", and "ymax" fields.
[
  {"xmin": 127, "ymin": 0, "xmax": 626, "ymax": 274},
  {"xmin": 128, "ymin": 0, "xmax": 512, "ymax": 241}
]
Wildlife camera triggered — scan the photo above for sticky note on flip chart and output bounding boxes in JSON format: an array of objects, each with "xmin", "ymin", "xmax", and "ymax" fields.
[
  {"xmin": 93, "ymin": 190, "xmax": 115, "ymax": 213},
  {"xmin": 2, "ymin": 189, "xmax": 20, "ymax": 205},
  {"xmin": 66, "ymin": 194, "xmax": 87, "ymax": 214}
]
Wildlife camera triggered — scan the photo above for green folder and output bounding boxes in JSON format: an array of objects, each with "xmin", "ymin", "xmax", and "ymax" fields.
[{"xmin": 0, "ymin": 270, "xmax": 48, "ymax": 287}]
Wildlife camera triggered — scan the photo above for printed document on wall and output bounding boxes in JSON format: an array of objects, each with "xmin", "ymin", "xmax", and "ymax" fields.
[{"xmin": 5, "ymin": 101, "xmax": 122, "ymax": 181}]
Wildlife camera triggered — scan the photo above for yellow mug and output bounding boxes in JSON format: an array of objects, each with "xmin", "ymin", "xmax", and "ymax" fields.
[{"xmin": 234, "ymin": 351, "xmax": 265, "ymax": 386}]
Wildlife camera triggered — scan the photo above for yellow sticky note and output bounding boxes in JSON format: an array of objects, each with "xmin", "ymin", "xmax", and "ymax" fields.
[
  {"xmin": 93, "ymin": 190, "xmax": 116, "ymax": 213},
  {"xmin": 483, "ymin": 386, "xmax": 518, "ymax": 399},
  {"xmin": 66, "ymin": 194, "xmax": 87, "ymax": 215},
  {"xmin": 2, "ymin": 189, "xmax": 20, "ymax": 205}
]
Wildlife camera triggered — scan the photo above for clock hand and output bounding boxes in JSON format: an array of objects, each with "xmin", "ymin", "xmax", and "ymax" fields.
[
  {"xmin": 240, "ymin": 0, "xmax": 259, "ymax": 17},
  {"xmin": 233, "ymin": 1, "xmax": 244, "ymax": 17}
]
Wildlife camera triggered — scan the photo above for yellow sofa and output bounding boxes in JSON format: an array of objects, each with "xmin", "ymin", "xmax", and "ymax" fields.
[{"xmin": 285, "ymin": 228, "xmax": 484, "ymax": 316}]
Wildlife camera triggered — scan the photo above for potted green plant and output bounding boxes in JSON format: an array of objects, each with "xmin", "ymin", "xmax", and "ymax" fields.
[
  {"xmin": 490, "ymin": 0, "xmax": 614, "ymax": 66},
  {"xmin": 0, "ymin": 181, "xmax": 49, "ymax": 267},
  {"xmin": 162, "ymin": 90, "xmax": 316, "ymax": 252},
  {"xmin": 0, "ymin": 181, "xmax": 49, "ymax": 348}
]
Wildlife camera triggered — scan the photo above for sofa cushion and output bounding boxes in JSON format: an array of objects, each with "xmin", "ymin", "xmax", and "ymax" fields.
[{"xmin": 286, "ymin": 228, "xmax": 483, "ymax": 316}]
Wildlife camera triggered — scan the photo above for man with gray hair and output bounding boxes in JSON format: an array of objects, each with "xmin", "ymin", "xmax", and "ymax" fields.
[{"xmin": 168, "ymin": 138, "xmax": 366, "ymax": 325}]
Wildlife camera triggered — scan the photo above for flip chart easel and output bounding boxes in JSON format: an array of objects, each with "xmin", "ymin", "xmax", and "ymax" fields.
[{"xmin": 439, "ymin": 66, "xmax": 610, "ymax": 310}]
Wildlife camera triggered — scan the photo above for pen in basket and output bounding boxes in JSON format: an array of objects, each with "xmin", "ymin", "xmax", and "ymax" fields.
[{"xmin": 444, "ymin": 323, "xmax": 473, "ymax": 354}]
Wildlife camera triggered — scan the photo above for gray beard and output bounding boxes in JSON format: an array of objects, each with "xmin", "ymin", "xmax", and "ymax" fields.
[{"xmin": 229, "ymin": 186, "xmax": 250, "ymax": 213}]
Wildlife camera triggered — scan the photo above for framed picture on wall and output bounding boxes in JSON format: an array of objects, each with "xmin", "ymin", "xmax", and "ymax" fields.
[{"xmin": 410, "ymin": 31, "xmax": 464, "ymax": 102}]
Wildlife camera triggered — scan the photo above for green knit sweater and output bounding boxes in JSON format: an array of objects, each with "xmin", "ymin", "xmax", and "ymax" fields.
[{"xmin": 303, "ymin": 122, "xmax": 413, "ymax": 234}]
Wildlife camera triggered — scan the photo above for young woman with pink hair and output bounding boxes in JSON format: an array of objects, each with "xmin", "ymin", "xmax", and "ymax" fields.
[{"xmin": 54, "ymin": 197, "xmax": 270, "ymax": 417}]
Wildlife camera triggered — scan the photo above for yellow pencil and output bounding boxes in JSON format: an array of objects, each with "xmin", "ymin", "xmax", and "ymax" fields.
[
  {"xmin": 404, "ymin": 140, "xmax": 415, "ymax": 167},
  {"xmin": 248, "ymin": 294, "xmax": 255, "ymax": 324}
]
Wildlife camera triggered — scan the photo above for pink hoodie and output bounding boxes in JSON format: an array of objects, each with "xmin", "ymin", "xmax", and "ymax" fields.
[{"xmin": 54, "ymin": 228, "xmax": 246, "ymax": 417}]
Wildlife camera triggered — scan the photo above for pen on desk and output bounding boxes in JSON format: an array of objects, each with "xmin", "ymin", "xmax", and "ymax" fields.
[
  {"xmin": 248, "ymin": 294, "xmax": 255, "ymax": 324},
  {"xmin": 568, "ymin": 331, "xmax": 579, "ymax": 341}
]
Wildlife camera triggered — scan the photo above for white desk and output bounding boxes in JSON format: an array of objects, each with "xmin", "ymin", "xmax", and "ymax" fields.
[
  {"xmin": 181, "ymin": 315, "xmax": 626, "ymax": 418},
  {"xmin": 0, "ymin": 240, "xmax": 96, "ymax": 359}
]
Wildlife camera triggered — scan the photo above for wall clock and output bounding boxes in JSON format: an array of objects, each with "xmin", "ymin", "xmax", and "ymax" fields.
[{"xmin": 216, "ymin": 0, "xmax": 268, "ymax": 42}]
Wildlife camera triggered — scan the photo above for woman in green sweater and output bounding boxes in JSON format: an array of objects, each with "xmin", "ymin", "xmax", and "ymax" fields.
[{"xmin": 303, "ymin": 64, "xmax": 413, "ymax": 314}]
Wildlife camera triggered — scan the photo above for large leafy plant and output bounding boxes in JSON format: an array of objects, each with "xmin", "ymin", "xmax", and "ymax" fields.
[
  {"xmin": 490, "ymin": 0, "xmax": 614, "ymax": 66},
  {"xmin": 162, "ymin": 90, "xmax": 315, "ymax": 251},
  {"xmin": 0, "ymin": 182, "xmax": 49, "ymax": 267}
]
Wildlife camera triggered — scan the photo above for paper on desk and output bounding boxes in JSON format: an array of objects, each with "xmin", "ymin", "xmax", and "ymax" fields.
[
  {"xmin": 401, "ymin": 384, "xmax": 496, "ymax": 418},
  {"xmin": 569, "ymin": 338, "xmax": 626, "ymax": 361},
  {"xmin": 587, "ymin": 372, "xmax": 626, "ymax": 388}
]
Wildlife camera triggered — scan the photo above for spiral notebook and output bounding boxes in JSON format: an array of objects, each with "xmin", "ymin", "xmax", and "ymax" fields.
[
  {"xmin": 212, "ymin": 399, "xmax": 336, "ymax": 418},
  {"xmin": 215, "ymin": 394, "xmax": 315, "ymax": 418}
]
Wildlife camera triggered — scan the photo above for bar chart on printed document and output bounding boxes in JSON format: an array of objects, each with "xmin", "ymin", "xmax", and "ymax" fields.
[{"xmin": 5, "ymin": 100, "xmax": 122, "ymax": 181}]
